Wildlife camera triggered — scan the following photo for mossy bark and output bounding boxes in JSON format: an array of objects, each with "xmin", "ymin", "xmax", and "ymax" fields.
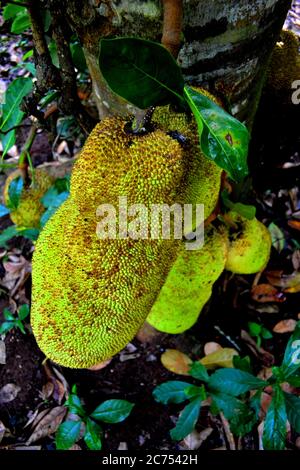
[{"xmin": 61, "ymin": 0, "xmax": 292, "ymax": 127}]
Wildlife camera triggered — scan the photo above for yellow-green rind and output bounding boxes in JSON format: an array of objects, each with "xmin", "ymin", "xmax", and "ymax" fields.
[
  {"xmin": 225, "ymin": 211, "xmax": 272, "ymax": 274},
  {"xmin": 4, "ymin": 169, "xmax": 53, "ymax": 228},
  {"xmin": 147, "ymin": 226, "xmax": 228, "ymax": 334}
]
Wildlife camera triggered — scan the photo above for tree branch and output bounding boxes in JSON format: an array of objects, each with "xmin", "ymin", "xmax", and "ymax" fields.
[{"xmin": 161, "ymin": 0, "xmax": 183, "ymax": 58}]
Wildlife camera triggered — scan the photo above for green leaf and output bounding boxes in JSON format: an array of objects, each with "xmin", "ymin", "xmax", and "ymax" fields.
[
  {"xmin": 0, "ymin": 205, "xmax": 10, "ymax": 217},
  {"xmin": 3, "ymin": 308, "xmax": 15, "ymax": 321},
  {"xmin": 0, "ymin": 225, "xmax": 18, "ymax": 248},
  {"xmin": 7, "ymin": 177, "xmax": 23, "ymax": 210},
  {"xmin": 41, "ymin": 188, "xmax": 69, "ymax": 209},
  {"xmin": 262, "ymin": 386, "xmax": 287, "ymax": 450},
  {"xmin": 0, "ymin": 321, "xmax": 14, "ymax": 335},
  {"xmin": 39, "ymin": 90, "xmax": 60, "ymax": 108},
  {"xmin": 268, "ymin": 222, "xmax": 285, "ymax": 252},
  {"xmin": 283, "ymin": 392, "xmax": 300, "ymax": 433},
  {"xmin": 153, "ymin": 381, "xmax": 192, "ymax": 404},
  {"xmin": 0, "ymin": 77, "xmax": 33, "ymax": 156},
  {"xmin": 210, "ymin": 392, "xmax": 248, "ymax": 421},
  {"xmin": 3, "ymin": 4, "xmax": 25, "ymax": 21},
  {"xmin": 66, "ymin": 393, "xmax": 86, "ymax": 417},
  {"xmin": 189, "ymin": 361, "xmax": 209, "ymax": 382},
  {"xmin": 71, "ymin": 42, "xmax": 87, "ymax": 73},
  {"xmin": 18, "ymin": 304, "xmax": 30, "ymax": 321},
  {"xmin": 286, "ymin": 371, "xmax": 300, "ymax": 387},
  {"xmin": 183, "ymin": 86, "xmax": 249, "ymax": 182},
  {"xmin": 233, "ymin": 355, "xmax": 252, "ymax": 374},
  {"xmin": 84, "ymin": 418, "xmax": 102, "ymax": 450},
  {"xmin": 250, "ymin": 389, "xmax": 262, "ymax": 418},
  {"xmin": 11, "ymin": 11, "xmax": 31, "ymax": 34},
  {"xmin": 170, "ymin": 397, "xmax": 202, "ymax": 441},
  {"xmin": 248, "ymin": 322, "xmax": 262, "ymax": 337},
  {"xmin": 280, "ymin": 323, "xmax": 300, "ymax": 379},
  {"xmin": 222, "ymin": 191, "xmax": 256, "ymax": 220},
  {"xmin": 229, "ymin": 407, "xmax": 257, "ymax": 437},
  {"xmin": 209, "ymin": 368, "xmax": 266, "ymax": 396},
  {"xmin": 55, "ymin": 420, "xmax": 81, "ymax": 450},
  {"xmin": 99, "ymin": 37, "xmax": 185, "ymax": 109},
  {"xmin": 19, "ymin": 227, "xmax": 40, "ymax": 241},
  {"xmin": 184, "ymin": 385, "xmax": 207, "ymax": 400},
  {"xmin": 90, "ymin": 399, "xmax": 134, "ymax": 424},
  {"xmin": 15, "ymin": 319, "xmax": 26, "ymax": 334},
  {"xmin": 261, "ymin": 327, "xmax": 273, "ymax": 340}
]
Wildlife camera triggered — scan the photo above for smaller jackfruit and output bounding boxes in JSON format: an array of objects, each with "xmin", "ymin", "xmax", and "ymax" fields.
[
  {"xmin": 3, "ymin": 169, "xmax": 53, "ymax": 229},
  {"xmin": 265, "ymin": 30, "xmax": 300, "ymax": 103},
  {"xmin": 146, "ymin": 226, "xmax": 228, "ymax": 334},
  {"xmin": 225, "ymin": 211, "xmax": 271, "ymax": 274}
]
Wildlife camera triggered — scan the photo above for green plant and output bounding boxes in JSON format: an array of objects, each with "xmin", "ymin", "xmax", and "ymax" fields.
[
  {"xmin": 248, "ymin": 321, "xmax": 273, "ymax": 347},
  {"xmin": 0, "ymin": 304, "xmax": 30, "ymax": 336},
  {"xmin": 153, "ymin": 322, "xmax": 300, "ymax": 449},
  {"xmin": 55, "ymin": 385, "xmax": 134, "ymax": 450}
]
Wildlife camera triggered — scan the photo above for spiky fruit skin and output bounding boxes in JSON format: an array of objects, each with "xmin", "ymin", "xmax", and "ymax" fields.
[
  {"xmin": 225, "ymin": 211, "xmax": 271, "ymax": 274},
  {"xmin": 31, "ymin": 118, "xmax": 190, "ymax": 368},
  {"xmin": 265, "ymin": 30, "xmax": 300, "ymax": 103},
  {"xmin": 32, "ymin": 101, "xmax": 223, "ymax": 368},
  {"xmin": 152, "ymin": 100, "xmax": 222, "ymax": 226},
  {"xmin": 3, "ymin": 169, "xmax": 53, "ymax": 228},
  {"xmin": 147, "ymin": 227, "xmax": 228, "ymax": 334}
]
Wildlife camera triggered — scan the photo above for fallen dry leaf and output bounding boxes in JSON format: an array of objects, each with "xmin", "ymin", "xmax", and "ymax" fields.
[
  {"xmin": 241, "ymin": 330, "xmax": 274, "ymax": 367},
  {"xmin": 204, "ymin": 342, "xmax": 222, "ymax": 356},
  {"xmin": 266, "ymin": 270, "xmax": 300, "ymax": 291},
  {"xmin": 40, "ymin": 382, "xmax": 54, "ymax": 401},
  {"xmin": 43, "ymin": 362, "xmax": 68, "ymax": 403},
  {"xmin": 182, "ymin": 428, "xmax": 213, "ymax": 450},
  {"xmin": 288, "ymin": 219, "xmax": 300, "ymax": 231},
  {"xmin": 26, "ymin": 406, "xmax": 67, "ymax": 445},
  {"xmin": 0, "ymin": 383, "xmax": 21, "ymax": 404},
  {"xmin": 199, "ymin": 348, "xmax": 238, "ymax": 369},
  {"xmin": 292, "ymin": 251, "xmax": 300, "ymax": 271},
  {"xmin": 161, "ymin": 349, "xmax": 192, "ymax": 375},
  {"xmin": 0, "ymin": 341, "xmax": 6, "ymax": 365},
  {"xmin": 251, "ymin": 284, "xmax": 286, "ymax": 303},
  {"xmin": 273, "ymin": 319, "xmax": 297, "ymax": 334}
]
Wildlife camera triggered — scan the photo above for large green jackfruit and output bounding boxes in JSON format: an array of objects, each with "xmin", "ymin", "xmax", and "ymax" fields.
[
  {"xmin": 31, "ymin": 102, "xmax": 223, "ymax": 368},
  {"xmin": 147, "ymin": 226, "xmax": 228, "ymax": 334},
  {"xmin": 4, "ymin": 169, "xmax": 53, "ymax": 228},
  {"xmin": 225, "ymin": 211, "xmax": 271, "ymax": 274}
]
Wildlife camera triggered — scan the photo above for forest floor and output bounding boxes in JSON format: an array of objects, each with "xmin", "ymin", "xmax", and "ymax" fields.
[{"xmin": 0, "ymin": 4, "xmax": 300, "ymax": 453}]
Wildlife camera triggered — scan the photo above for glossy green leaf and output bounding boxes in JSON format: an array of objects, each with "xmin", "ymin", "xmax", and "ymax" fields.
[
  {"xmin": 11, "ymin": 11, "xmax": 31, "ymax": 34},
  {"xmin": 55, "ymin": 420, "xmax": 81, "ymax": 450},
  {"xmin": 91, "ymin": 399, "xmax": 134, "ymax": 424},
  {"xmin": 170, "ymin": 397, "xmax": 202, "ymax": 441},
  {"xmin": 233, "ymin": 356, "xmax": 252, "ymax": 374},
  {"xmin": 189, "ymin": 362, "xmax": 209, "ymax": 382},
  {"xmin": 280, "ymin": 322, "xmax": 300, "ymax": 379},
  {"xmin": 0, "ymin": 321, "xmax": 14, "ymax": 336},
  {"xmin": 268, "ymin": 222, "xmax": 285, "ymax": 252},
  {"xmin": 210, "ymin": 392, "xmax": 248, "ymax": 421},
  {"xmin": 221, "ymin": 190, "xmax": 256, "ymax": 220},
  {"xmin": 0, "ymin": 77, "xmax": 33, "ymax": 156},
  {"xmin": 15, "ymin": 319, "xmax": 26, "ymax": 334},
  {"xmin": 153, "ymin": 381, "xmax": 192, "ymax": 404},
  {"xmin": 84, "ymin": 419, "xmax": 102, "ymax": 450},
  {"xmin": 184, "ymin": 86, "xmax": 249, "ymax": 182},
  {"xmin": 0, "ymin": 204, "xmax": 10, "ymax": 217},
  {"xmin": 209, "ymin": 368, "xmax": 266, "ymax": 396},
  {"xmin": 3, "ymin": 4, "xmax": 26, "ymax": 21},
  {"xmin": 7, "ymin": 177, "xmax": 23, "ymax": 210},
  {"xmin": 71, "ymin": 42, "xmax": 87, "ymax": 73},
  {"xmin": 18, "ymin": 304, "xmax": 29, "ymax": 321},
  {"xmin": 0, "ymin": 225, "xmax": 18, "ymax": 248},
  {"xmin": 283, "ymin": 391, "xmax": 300, "ymax": 433},
  {"xmin": 263, "ymin": 386, "xmax": 287, "ymax": 450},
  {"xmin": 184, "ymin": 385, "xmax": 207, "ymax": 400},
  {"xmin": 99, "ymin": 37, "xmax": 185, "ymax": 109},
  {"xmin": 3, "ymin": 308, "xmax": 15, "ymax": 321},
  {"xmin": 66, "ymin": 393, "xmax": 86, "ymax": 417}
]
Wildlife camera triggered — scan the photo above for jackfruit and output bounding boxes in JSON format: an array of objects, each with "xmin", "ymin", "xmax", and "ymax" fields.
[
  {"xmin": 31, "ymin": 101, "xmax": 223, "ymax": 368},
  {"xmin": 265, "ymin": 30, "xmax": 300, "ymax": 102},
  {"xmin": 3, "ymin": 169, "xmax": 53, "ymax": 228},
  {"xmin": 147, "ymin": 226, "xmax": 228, "ymax": 334},
  {"xmin": 225, "ymin": 211, "xmax": 271, "ymax": 274}
]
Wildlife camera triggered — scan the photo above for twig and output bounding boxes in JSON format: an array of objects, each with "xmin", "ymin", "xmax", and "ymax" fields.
[
  {"xmin": 161, "ymin": 0, "xmax": 183, "ymax": 58},
  {"xmin": 0, "ymin": 124, "xmax": 32, "ymax": 135},
  {"xmin": 220, "ymin": 412, "xmax": 236, "ymax": 450}
]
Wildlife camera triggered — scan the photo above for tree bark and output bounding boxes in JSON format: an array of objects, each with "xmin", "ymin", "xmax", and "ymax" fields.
[{"xmin": 59, "ymin": 0, "xmax": 292, "ymax": 127}]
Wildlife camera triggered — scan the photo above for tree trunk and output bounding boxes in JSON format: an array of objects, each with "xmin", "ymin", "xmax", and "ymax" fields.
[{"xmin": 59, "ymin": 0, "xmax": 291, "ymax": 127}]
